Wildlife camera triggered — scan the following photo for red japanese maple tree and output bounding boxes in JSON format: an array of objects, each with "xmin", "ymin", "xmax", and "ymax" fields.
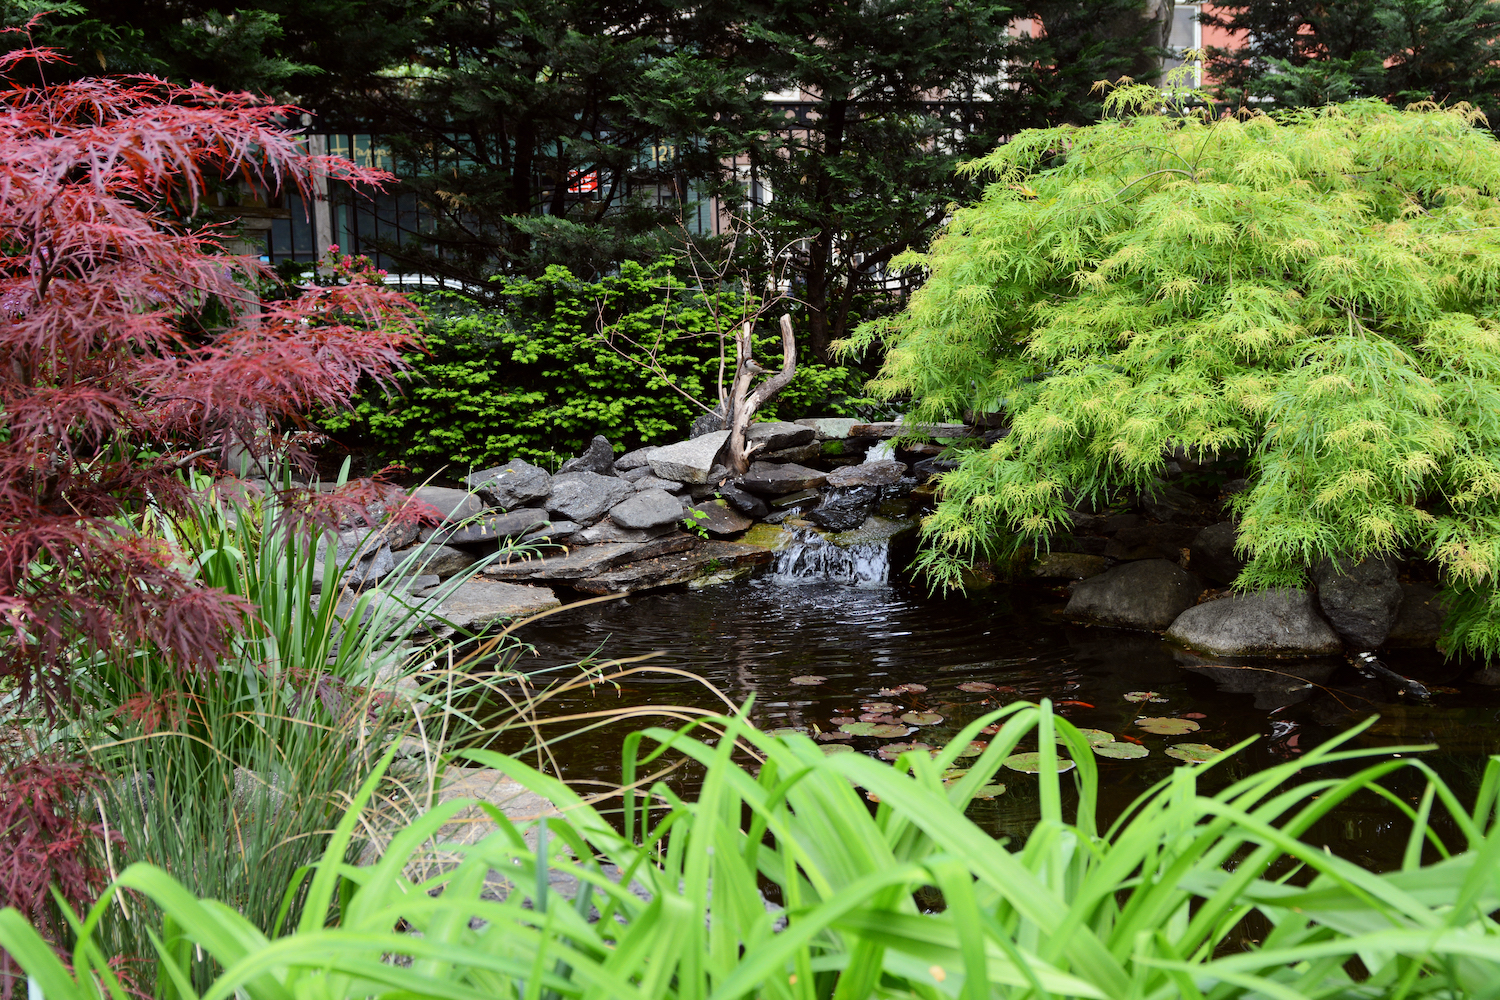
[{"xmin": 0, "ymin": 40, "xmax": 422, "ymax": 707}]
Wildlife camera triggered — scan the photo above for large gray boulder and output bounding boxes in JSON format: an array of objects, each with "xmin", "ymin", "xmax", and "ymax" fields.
[
  {"xmin": 741, "ymin": 461, "xmax": 827, "ymax": 495},
  {"xmin": 433, "ymin": 580, "xmax": 560, "ymax": 631},
  {"xmin": 558, "ymin": 435, "xmax": 618, "ymax": 477},
  {"xmin": 389, "ymin": 543, "xmax": 479, "ymax": 579},
  {"xmin": 1066, "ymin": 559, "xmax": 1202, "ymax": 630},
  {"xmin": 1165, "ymin": 589, "xmax": 1342, "ymax": 656},
  {"xmin": 826, "ymin": 459, "xmax": 906, "ymax": 488},
  {"xmin": 649, "ymin": 430, "xmax": 730, "ymax": 484},
  {"xmin": 608, "ymin": 489, "xmax": 685, "ymax": 530},
  {"xmin": 614, "ymin": 446, "xmax": 657, "ymax": 472},
  {"xmin": 420, "ymin": 508, "xmax": 549, "ymax": 547},
  {"xmin": 746, "ymin": 421, "xmax": 816, "ymax": 453},
  {"xmin": 1386, "ymin": 581, "xmax": 1448, "ymax": 648},
  {"xmin": 412, "ymin": 486, "xmax": 483, "ymax": 524},
  {"xmin": 467, "ymin": 460, "xmax": 552, "ymax": 510},
  {"xmin": 319, "ymin": 527, "xmax": 396, "ymax": 591},
  {"xmin": 1190, "ymin": 522, "xmax": 1245, "ymax": 585},
  {"xmin": 1313, "ymin": 555, "xmax": 1404, "ymax": 650},
  {"xmin": 545, "ymin": 472, "xmax": 634, "ymax": 525}
]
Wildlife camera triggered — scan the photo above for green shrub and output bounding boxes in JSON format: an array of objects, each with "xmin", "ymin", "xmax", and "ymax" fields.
[
  {"xmin": 15, "ymin": 701, "xmax": 1500, "ymax": 1000},
  {"xmin": 325, "ymin": 262, "xmax": 870, "ymax": 472},
  {"xmin": 845, "ymin": 92, "xmax": 1500, "ymax": 656}
]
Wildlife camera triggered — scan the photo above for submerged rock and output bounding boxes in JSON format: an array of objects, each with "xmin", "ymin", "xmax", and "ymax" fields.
[
  {"xmin": 1166, "ymin": 589, "xmax": 1342, "ymax": 656},
  {"xmin": 1066, "ymin": 559, "xmax": 1202, "ymax": 630},
  {"xmin": 1313, "ymin": 554, "xmax": 1404, "ymax": 650}
]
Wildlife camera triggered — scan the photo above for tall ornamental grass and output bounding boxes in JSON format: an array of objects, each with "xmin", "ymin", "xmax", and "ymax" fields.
[{"xmin": 10, "ymin": 701, "xmax": 1500, "ymax": 999}]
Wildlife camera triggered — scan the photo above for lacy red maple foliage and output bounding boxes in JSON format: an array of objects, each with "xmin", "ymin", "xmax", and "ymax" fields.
[{"xmin": 0, "ymin": 42, "xmax": 422, "ymax": 706}]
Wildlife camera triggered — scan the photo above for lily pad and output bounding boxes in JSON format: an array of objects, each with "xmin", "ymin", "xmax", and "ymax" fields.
[
  {"xmin": 1124, "ymin": 691, "xmax": 1168, "ymax": 703},
  {"xmin": 860, "ymin": 712, "xmax": 900, "ymax": 723},
  {"xmin": 829, "ymin": 716, "xmax": 856, "ymax": 725},
  {"xmin": 1165, "ymin": 743, "xmax": 1223, "ymax": 763},
  {"xmin": 861, "ymin": 702, "xmax": 897, "ymax": 713},
  {"xmin": 815, "ymin": 731, "xmax": 853, "ymax": 742},
  {"xmin": 1136, "ymin": 717, "xmax": 1200, "ymax": 736},
  {"xmin": 972, "ymin": 784, "xmax": 1007, "ymax": 799},
  {"xmin": 942, "ymin": 767, "xmax": 969, "ymax": 780},
  {"xmin": 954, "ymin": 741, "xmax": 986, "ymax": 757},
  {"xmin": 840, "ymin": 722, "xmax": 911, "ymax": 738},
  {"xmin": 1092, "ymin": 741, "xmax": 1149, "ymax": 760},
  {"xmin": 1055, "ymin": 728, "xmax": 1113, "ymax": 746},
  {"xmin": 1003, "ymin": 752, "xmax": 1076, "ymax": 774},
  {"xmin": 877, "ymin": 742, "xmax": 937, "ymax": 761},
  {"xmin": 900, "ymin": 711, "xmax": 944, "ymax": 726},
  {"xmin": 897, "ymin": 683, "xmax": 929, "ymax": 693},
  {"xmin": 957, "ymin": 681, "xmax": 997, "ymax": 693},
  {"xmin": 790, "ymin": 675, "xmax": 827, "ymax": 685},
  {"xmin": 821, "ymin": 743, "xmax": 856, "ymax": 756},
  {"xmin": 764, "ymin": 727, "xmax": 806, "ymax": 738}
]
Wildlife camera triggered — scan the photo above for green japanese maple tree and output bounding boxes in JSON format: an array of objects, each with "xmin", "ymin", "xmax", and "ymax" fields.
[{"xmin": 846, "ymin": 86, "xmax": 1500, "ymax": 656}]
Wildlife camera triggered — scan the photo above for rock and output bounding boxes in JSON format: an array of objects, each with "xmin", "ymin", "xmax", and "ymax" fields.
[
  {"xmin": 621, "ymin": 465, "xmax": 660, "ymax": 483},
  {"xmin": 686, "ymin": 499, "xmax": 753, "ymax": 536},
  {"xmin": 1385, "ymin": 582, "xmax": 1448, "ymax": 648},
  {"xmin": 608, "ymin": 489, "xmax": 685, "ymax": 530},
  {"xmin": 629, "ymin": 475, "xmax": 684, "ymax": 493},
  {"xmin": 398, "ymin": 573, "xmax": 441, "ymax": 595},
  {"xmin": 758, "ymin": 442, "xmax": 824, "ymax": 464},
  {"xmin": 420, "ymin": 508, "xmax": 550, "ymax": 547},
  {"xmin": 649, "ymin": 430, "xmax": 730, "ymax": 485},
  {"xmin": 1032, "ymin": 552, "xmax": 1110, "ymax": 580},
  {"xmin": 690, "ymin": 402, "xmax": 727, "ymax": 438},
  {"xmin": 849, "ymin": 421, "xmax": 973, "ymax": 438},
  {"xmin": 795, "ymin": 417, "xmax": 861, "ymax": 439},
  {"xmin": 826, "ymin": 460, "xmax": 906, "ymax": 488},
  {"xmin": 545, "ymin": 472, "xmax": 634, "ymax": 525},
  {"xmin": 770, "ymin": 489, "xmax": 821, "ymax": 509},
  {"xmin": 431, "ymin": 580, "xmax": 561, "ymax": 631},
  {"xmin": 1165, "ymin": 589, "xmax": 1342, "ymax": 656},
  {"xmin": 1312, "ymin": 555, "xmax": 1404, "ymax": 650},
  {"xmin": 912, "ymin": 456, "xmax": 959, "ymax": 481},
  {"xmin": 688, "ymin": 466, "xmax": 733, "ymax": 499},
  {"xmin": 819, "ymin": 436, "xmax": 876, "ymax": 459},
  {"xmin": 331, "ymin": 528, "xmax": 395, "ymax": 589},
  {"xmin": 342, "ymin": 489, "xmax": 420, "ymax": 549},
  {"xmin": 741, "ymin": 461, "xmax": 827, "ymax": 495},
  {"xmin": 557, "ymin": 435, "xmax": 618, "ymax": 477},
  {"xmin": 1139, "ymin": 483, "xmax": 1214, "ymax": 524},
  {"xmin": 573, "ymin": 541, "xmax": 773, "ymax": 594},
  {"xmin": 390, "ymin": 543, "xmax": 479, "ymax": 579},
  {"xmin": 614, "ymin": 446, "xmax": 658, "ymax": 472},
  {"xmin": 483, "ymin": 537, "xmax": 699, "ymax": 582},
  {"xmin": 1189, "ymin": 522, "xmax": 1244, "ymax": 585},
  {"xmin": 1104, "ymin": 523, "xmax": 1198, "ymax": 562},
  {"xmin": 1066, "ymin": 559, "xmax": 1203, "ymax": 630},
  {"xmin": 523, "ymin": 520, "xmax": 580, "ymax": 543},
  {"xmin": 746, "ymin": 421, "xmax": 816, "ymax": 452},
  {"xmin": 740, "ymin": 522, "xmax": 796, "ymax": 551},
  {"xmin": 413, "ymin": 486, "xmax": 483, "ymax": 524},
  {"xmin": 806, "ymin": 487, "xmax": 879, "ymax": 532},
  {"xmin": 467, "ymin": 460, "xmax": 553, "ymax": 510},
  {"xmin": 719, "ymin": 481, "xmax": 770, "ymax": 519},
  {"xmin": 573, "ymin": 520, "xmax": 678, "ymax": 545}
]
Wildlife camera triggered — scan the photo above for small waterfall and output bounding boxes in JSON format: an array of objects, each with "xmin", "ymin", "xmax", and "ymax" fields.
[{"xmin": 769, "ymin": 528, "xmax": 890, "ymax": 587}]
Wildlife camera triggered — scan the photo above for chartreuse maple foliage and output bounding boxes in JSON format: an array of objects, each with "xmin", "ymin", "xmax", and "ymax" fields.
[
  {"xmin": 0, "ymin": 41, "xmax": 420, "ymax": 706},
  {"xmin": 846, "ymin": 88, "xmax": 1500, "ymax": 656}
]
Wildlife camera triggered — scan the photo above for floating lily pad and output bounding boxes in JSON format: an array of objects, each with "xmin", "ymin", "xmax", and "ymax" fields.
[
  {"xmin": 764, "ymin": 727, "xmax": 806, "ymax": 738},
  {"xmin": 840, "ymin": 722, "xmax": 910, "ymax": 738},
  {"xmin": 1123, "ymin": 691, "xmax": 1168, "ymax": 703},
  {"xmin": 897, "ymin": 683, "xmax": 929, "ymax": 693},
  {"xmin": 877, "ymin": 742, "xmax": 937, "ymax": 761},
  {"xmin": 861, "ymin": 702, "xmax": 897, "ymax": 714},
  {"xmin": 1055, "ymin": 728, "xmax": 1113, "ymax": 746},
  {"xmin": 900, "ymin": 712, "xmax": 944, "ymax": 726},
  {"xmin": 790, "ymin": 675, "xmax": 827, "ymax": 685},
  {"xmin": 954, "ymin": 741, "xmax": 986, "ymax": 757},
  {"xmin": 1165, "ymin": 743, "xmax": 1223, "ymax": 763},
  {"xmin": 972, "ymin": 784, "xmax": 1007, "ymax": 799},
  {"xmin": 1003, "ymin": 752, "xmax": 1075, "ymax": 774},
  {"xmin": 829, "ymin": 716, "xmax": 856, "ymax": 725},
  {"xmin": 815, "ymin": 731, "xmax": 853, "ymax": 742},
  {"xmin": 1136, "ymin": 717, "xmax": 1200, "ymax": 736},
  {"xmin": 957, "ymin": 681, "xmax": 997, "ymax": 693},
  {"xmin": 1093, "ymin": 741, "xmax": 1149, "ymax": 760},
  {"xmin": 821, "ymin": 743, "xmax": 856, "ymax": 756},
  {"xmin": 942, "ymin": 767, "xmax": 969, "ymax": 780},
  {"xmin": 860, "ymin": 712, "xmax": 900, "ymax": 723}
]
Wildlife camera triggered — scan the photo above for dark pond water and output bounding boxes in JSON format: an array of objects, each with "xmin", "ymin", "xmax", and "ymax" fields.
[{"xmin": 476, "ymin": 518, "xmax": 1500, "ymax": 869}]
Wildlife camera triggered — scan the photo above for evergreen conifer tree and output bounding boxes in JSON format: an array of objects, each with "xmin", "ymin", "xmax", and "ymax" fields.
[{"xmin": 845, "ymin": 88, "xmax": 1500, "ymax": 657}]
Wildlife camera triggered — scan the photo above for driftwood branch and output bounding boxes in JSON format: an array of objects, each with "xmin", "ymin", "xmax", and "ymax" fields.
[{"xmin": 725, "ymin": 313, "xmax": 797, "ymax": 474}]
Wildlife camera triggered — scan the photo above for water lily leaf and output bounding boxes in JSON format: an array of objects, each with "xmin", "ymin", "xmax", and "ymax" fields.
[
  {"xmin": 1003, "ymin": 752, "xmax": 1075, "ymax": 774},
  {"xmin": 1123, "ymin": 691, "xmax": 1161, "ymax": 703},
  {"xmin": 1092, "ymin": 741, "xmax": 1149, "ymax": 760},
  {"xmin": 1055, "ymin": 728, "xmax": 1113, "ymax": 746},
  {"xmin": 1136, "ymin": 717, "xmax": 1200, "ymax": 736},
  {"xmin": 972, "ymin": 784, "xmax": 1007, "ymax": 798},
  {"xmin": 861, "ymin": 702, "xmax": 897, "ymax": 714},
  {"xmin": 896, "ymin": 683, "xmax": 928, "ymax": 693},
  {"xmin": 821, "ymin": 743, "xmax": 856, "ymax": 756},
  {"xmin": 790, "ymin": 675, "xmax": 826, "ymax": 685},
  {"xmin": 942, "ymin": 768, "xmax": 969, "ymax": 780},
  {"xmin": 859, "ymin": 712, "xmax": 900, "ymax": 723},
  {"xmin": 957, "ymin": 681, "xmax": 997, "ymax": 693},
  {"xmin": 900, "ymin": 712, "xmax": 943, "ymax": 726},
  {"xmin": 764, "ymin": 727, "xmax": 806, "ymax": 738},
  {"xmin": 877, "ymin": 742, "xmax": 937, "ymax": 761},
  {"xmin": 815, "ymin": 731, "xmax": 853, "ymax": 742},
  {"xmin": 829, "ymin": 716, "xmax": 856, "ymax": 725},
  {"xmin": 1165, "ymin": 743, "xmax": 1223, "ymax": 763},
  {"xmin": 840, "ymin": 722, "xmax": 910, "ymax": 738},
  {"xmin": 954, "ymin": 741, "xmax": 986, "ymax": 757}
]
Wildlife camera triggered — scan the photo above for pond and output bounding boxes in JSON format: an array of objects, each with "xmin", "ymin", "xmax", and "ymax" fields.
[{"xmin": 477, "ymin": 514, "xmax": 1500, "ymax": 870}]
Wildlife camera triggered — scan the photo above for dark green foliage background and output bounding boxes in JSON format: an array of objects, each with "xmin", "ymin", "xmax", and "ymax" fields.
[{"xmin": 322, "ymin": 262, "xmax": 869, "ymax": 472}]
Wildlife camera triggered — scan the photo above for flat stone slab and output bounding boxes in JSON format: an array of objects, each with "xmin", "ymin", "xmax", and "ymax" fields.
[
  {"xmin": 648, "ymin": 430, "xmax": 729, "ymax": 484},
  {"xmin": 608, "ymin": 488, "xmax": 684, "ymax": 529},
  {"xmin": 826, "ymin": 459, "xmax": 906, "ymax": 488},
  {"xmin": 741, "ymin": 461, "xmax": 827, "ymax": 495},
  {"xmin": 758, "ymin": 443, "xmax": 823, "ymax": 464},
  {"xmin": 746, "ymin": 421, "xmax": 816, "ymax": 451},
  {"xmin": 433, "ymin": 580, "xmax": 560, "ymax": 631},
  {"xmin": 795, "ymin": 417, "xmax": 862, "ymax": 439},
  {"xmin": 412, "ymin": 486, "xmax": 483, "ymax": 523},
  {"xmin": 573, "ymin": 541, "xmax": 772, "ymax": 594},
  {"xmin": 849, "ymin": 422, "xmax": 974, "ymax": 438},
  {"xmin": 389, "ymin": 543, "xmax": 480, "ymax": 579},
  {"xmin": 420, "ymin": 507, "xmax": 549, "ymax": 546},
  {"xmin": 482, "ymin": 536, "xmax": 700, "ymax": 582},
  {"xmin": 614, "ymin": 445, "xmax": 657, "ymax": 472},
  {"xmin": 687, "ymin": 499, "xmax": 753, "ymax": 536}
]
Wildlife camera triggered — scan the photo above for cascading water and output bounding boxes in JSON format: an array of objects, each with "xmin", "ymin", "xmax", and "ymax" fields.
[{"xmin": 769, "ymin": 527, "xmax": 891, "ymax": 587}]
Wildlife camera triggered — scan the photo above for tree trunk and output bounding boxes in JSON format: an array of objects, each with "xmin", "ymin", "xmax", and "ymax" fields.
[{"xmin": 724, "ymin": 314, "xmax": 797, "ymax": 474}]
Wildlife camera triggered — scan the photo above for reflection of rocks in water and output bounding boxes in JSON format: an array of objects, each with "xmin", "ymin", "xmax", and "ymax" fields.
[
  {"xmin": 1063, "ymin": 628, "xmax": 1184, "ymax": 688},
  {"xmin": 1173, "ymin": 651, "xmax": 1338, "ymax": 709}
]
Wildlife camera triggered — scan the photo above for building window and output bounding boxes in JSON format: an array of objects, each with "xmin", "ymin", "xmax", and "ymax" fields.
[{"xmin": 1163, "ymin": 3, "xmax": 1202, "ymax": 86}]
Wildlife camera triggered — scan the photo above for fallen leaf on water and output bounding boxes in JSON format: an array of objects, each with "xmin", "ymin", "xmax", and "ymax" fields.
[
  {"xmin": 790, "ymin": 675, "xmax": 826, "ymax": 685},
  {"xmin": 1136, "ymin": 717, "xmax": 1200, "ymax": 736},
  {"xmin": 1165, "ymin": 743, "xmax": 1223, "ymax": 763},
  {"xmin": 877, "ymin": 742, "xmax": 937, "ymax": 761},
  {"xmin": 1003, "ymin": 752, "xmax": 1075, "ymax": 774},
  {"xmin": 1183, "ymin": 712, "xmax": 1207, "ymax": 720},
  {"xmin": 957, "ymin": 681, "xmax": 997, "ymax": 693},
  {"xmin": 1093, "ymin": 741, "xmax": 1149, "ymax": 760},
  {"xmin": 900, "ymin": 712, "xmax": 944, "ymax": 726},
  {"xmin": 860, "ymin": 712, "xmax": 900, "ymax": 724},
  {"xmin": 980, "ymin": 724, "xmax": 1002, "ymax": 735}
]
